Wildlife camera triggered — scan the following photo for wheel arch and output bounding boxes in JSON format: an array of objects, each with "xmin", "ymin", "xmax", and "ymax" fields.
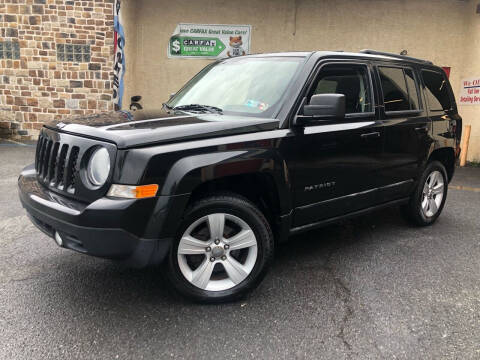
[
  {"xmin": 159, "ymin": 150, "xmax": 292, "ymax": 239},
  {"xmin": 427, "ymin": 146, "xmax": 455, "ymax": 182}
]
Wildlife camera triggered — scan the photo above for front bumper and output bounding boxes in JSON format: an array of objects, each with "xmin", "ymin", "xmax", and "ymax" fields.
[{"xmin": 18, "ymin": 164, "xmax": 189, "ymax": 267}]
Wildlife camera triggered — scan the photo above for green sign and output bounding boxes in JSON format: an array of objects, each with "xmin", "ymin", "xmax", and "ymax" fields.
[
  {"xmin": 167, "ymin": 23, "xmax": 252, "ymax": 59},
  {"xmin": 170, "ymin": 36, "xmax": 226, "ymax": 58}
]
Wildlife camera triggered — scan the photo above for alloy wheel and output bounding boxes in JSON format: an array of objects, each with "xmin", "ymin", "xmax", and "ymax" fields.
[
  {"xmin": 421, "ymin": 170, "xmax": 445, "ymax": 218},
  {"xmin": 177, "ymin": 213, "xmax": 258, "ymax": 291}
]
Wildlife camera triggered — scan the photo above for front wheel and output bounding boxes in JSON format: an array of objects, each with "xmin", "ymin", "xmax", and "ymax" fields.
[
  {"xmin": 165, "ymin": 194, "xmax": 274, "ymax": 303},
  {"xmin": 402, "ymin": 161, "xmax": 448, "ymax": 226}
]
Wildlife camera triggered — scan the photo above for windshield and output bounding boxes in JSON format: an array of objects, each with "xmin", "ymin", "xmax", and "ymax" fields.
[{"xmin": 167, "ymin": 57, "xmax": 304, "ymax": 118}]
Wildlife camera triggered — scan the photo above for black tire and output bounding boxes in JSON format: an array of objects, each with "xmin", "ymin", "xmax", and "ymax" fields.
[
  {"xmin": 165, "ymin": 193, "xmax": 274, "ymax": 303},
  {"xmin": 402, "ymin": 161, "xmax": 448, "ymax": 226}
]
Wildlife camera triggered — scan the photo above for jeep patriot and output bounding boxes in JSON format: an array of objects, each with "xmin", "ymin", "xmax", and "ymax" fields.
[{"xmin": 18, "ymin": 50, "xmax": 462, "ymax": 302}]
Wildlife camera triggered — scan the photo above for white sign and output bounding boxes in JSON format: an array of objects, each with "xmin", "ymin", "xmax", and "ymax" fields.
[
  {"xmin": 168, "ymin": 23, "xmax": 251, "ymax": 59},
  {"xmin": 459, "ymin": 77, "xmax": 480, "ymax": 105}
]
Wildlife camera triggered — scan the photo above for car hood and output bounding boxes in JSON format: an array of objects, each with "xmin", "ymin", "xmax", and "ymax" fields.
[{"xmin": 45, "ymin": 110, "xmax": 280, "ymax": 149}]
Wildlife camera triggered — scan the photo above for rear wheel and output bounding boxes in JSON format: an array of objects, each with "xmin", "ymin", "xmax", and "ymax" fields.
[
  {"xmin": 166, "ymin": 194, "xmax": 274, "ymax": 303},
  {"xmin": 402, "ymin": 161, "xmax": 448, "ymax": 226}
]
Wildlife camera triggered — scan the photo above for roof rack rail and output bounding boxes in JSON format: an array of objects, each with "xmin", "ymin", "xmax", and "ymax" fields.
[{"xmin": 359, "ymin": 49, "xmax": 433, "ymax": 65}]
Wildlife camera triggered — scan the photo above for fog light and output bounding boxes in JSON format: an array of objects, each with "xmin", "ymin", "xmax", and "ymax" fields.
[{"xmin": 54, "ymin": 231, "xmax": 63, "ymax": 247}]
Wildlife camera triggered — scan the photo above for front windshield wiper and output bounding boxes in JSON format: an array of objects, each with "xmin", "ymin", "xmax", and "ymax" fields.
[{"xmin": 173, "ymin": 104, "xmax": 223, "ymax": 114}]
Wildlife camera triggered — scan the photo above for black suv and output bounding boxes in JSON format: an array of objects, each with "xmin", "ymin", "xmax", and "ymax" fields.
[{"xmin": 19, "ymin": 50, "xmax": 462, "ymax": 302}]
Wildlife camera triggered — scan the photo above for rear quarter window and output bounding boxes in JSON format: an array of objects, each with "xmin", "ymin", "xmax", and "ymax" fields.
[{"xmin": 421, "ymin": 70, "xmax": 452, "ymax": 111}]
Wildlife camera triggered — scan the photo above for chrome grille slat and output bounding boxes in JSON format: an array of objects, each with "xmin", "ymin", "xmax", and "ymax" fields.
[
  {"xmin": 65, "ymin": 146, "xmax": 79, "ymax": 193},
  {"xmin": 47, "ymin": 142, "xmax": 60, "ymax": 183},
  {"xmin": 35, "ymin": 137, "xmax": 44, "ymax": 172},
  {"xmin": 37, "ymin": 137, "xmax": 47, "ymax": 174},
  {"xmin": 56, "ymin": 144, "xmax": 69, "ymax": 188},
  {"xmin": 42, "ymin": 140, "xmax": 53, "ymax": 178}
]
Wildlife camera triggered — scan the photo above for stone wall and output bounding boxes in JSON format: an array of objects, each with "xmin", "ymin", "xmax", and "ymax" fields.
[{"xmin": 0, "ymin": 0, "xmax": 115, "ymax": 140}]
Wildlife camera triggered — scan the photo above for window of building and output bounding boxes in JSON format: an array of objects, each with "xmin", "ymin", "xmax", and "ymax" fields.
[
  {"xmin": 312, "ymin": 64, "xmax": 372, "ymax": 114},
  {"xmin": 56, "ymin": 44, "xmax": 91, "ymax": 62},
  {"xmin": 421, "ymin": 70, "xmax": 452, "ymax": 111},
  {"xmin": 0, "ymin": 41, "xmax": 20, "ymax": 60},
  {"xmin": 379, "ymin": 66, "xmax": 419, "ymax": 112}
]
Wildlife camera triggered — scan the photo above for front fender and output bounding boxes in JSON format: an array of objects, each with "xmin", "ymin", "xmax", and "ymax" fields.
[{"xmin": 162, "ymin": 149, "xmax": 292, "ymax": 215}]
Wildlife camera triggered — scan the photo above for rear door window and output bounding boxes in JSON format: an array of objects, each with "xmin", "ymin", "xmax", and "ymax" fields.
[
  {"xmin": 379, "ymin": 66, "xmax": 420, "ymax": 112},
  {"xmin": 421, "ymin": 70, "xmax": 452, "ymax": 111}
]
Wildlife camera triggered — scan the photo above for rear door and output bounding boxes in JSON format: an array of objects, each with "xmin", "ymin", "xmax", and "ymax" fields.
[{"xmin": 374, "ymin": 64, "xmax": 431, "ymax": 202}]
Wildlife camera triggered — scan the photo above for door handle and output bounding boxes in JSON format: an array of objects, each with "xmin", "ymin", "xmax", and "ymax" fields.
[
  {"xmin": 360, "ymin": 131, "xmax": 381, "ymax": 138},
  {"xmin": 415, "ymin": 125, "xmax": 428, "ymax": 131}
]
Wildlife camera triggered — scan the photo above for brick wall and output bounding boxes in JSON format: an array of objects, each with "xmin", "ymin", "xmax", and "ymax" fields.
[{"xmin": 0, "ymin": 0, "xmax": 115, "ymax": 140}]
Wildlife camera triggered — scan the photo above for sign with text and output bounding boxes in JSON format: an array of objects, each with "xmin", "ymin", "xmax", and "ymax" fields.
[
  {"xmin": 459, "ymin": 77, "xmax": 480, "ymax": 105},
  {"xmin": 168, "ymin": 23, "xmax": 251, "ymax": 59},
  {"xmin": 113, "ymin": 0, "xmax": 125, "ymax": 110}
]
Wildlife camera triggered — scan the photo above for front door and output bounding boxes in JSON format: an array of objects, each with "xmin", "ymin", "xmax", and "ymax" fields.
[{"xmin": 280, "ymin": 62, "xmax": 384, "ymax": 228}]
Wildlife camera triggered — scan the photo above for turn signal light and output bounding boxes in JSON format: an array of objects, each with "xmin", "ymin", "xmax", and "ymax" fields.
[{"xmin": 107, "ymin": 184, "xmax": 159, "ymax": 199}]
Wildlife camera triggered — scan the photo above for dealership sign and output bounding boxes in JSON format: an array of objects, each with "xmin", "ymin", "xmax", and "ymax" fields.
[
  {"xmin": 168, "ymin": 23, "xmax": 251, "ymax": 59},
  {"xmin": 459, "ymin": 77, "xmax": 480, "ymax": 105}
]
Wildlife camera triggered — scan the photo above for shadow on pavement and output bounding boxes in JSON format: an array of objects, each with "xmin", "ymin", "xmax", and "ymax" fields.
[{"xmin": 33, "ymin": 206, "xmax": 405, "ymax": 309}]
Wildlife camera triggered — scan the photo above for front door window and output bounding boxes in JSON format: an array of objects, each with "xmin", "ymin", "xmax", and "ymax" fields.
[{"xmin": 312, "ymin": 64, "xmax": 373, "ymax": 115}]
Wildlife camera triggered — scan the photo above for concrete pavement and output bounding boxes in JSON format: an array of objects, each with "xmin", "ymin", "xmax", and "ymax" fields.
[{"xmin": 1, "ymin": 142, "xmax": 479, "ymax": 359}]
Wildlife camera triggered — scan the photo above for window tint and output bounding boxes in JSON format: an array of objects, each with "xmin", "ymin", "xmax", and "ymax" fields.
[
  {"xmin": 313, "ymin": 65, "xmax": 372, "ymax": 114},
  {"xmin": 379, "ymin": 67, "xmax": 410, "ymax": 112},
  {"xmin": 421, "ymin": 70, "xmax": 452, "ymax": 111},
  {"xmin": 404, "ymin": 69, "xmax": 420, "ymax": 110}
]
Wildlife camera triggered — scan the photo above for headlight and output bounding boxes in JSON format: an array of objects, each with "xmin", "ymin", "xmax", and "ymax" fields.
[{"xmin": 87, "ymin": 147, "xmax": 110, "ymax": 186}]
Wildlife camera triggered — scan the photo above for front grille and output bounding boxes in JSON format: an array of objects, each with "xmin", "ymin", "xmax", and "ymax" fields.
[
  {"xmin": 35, "ymin": 133, "xmax": 80, "ymax": 194},
  {"xmin": 34, "ymin": 128, "xmax": 115, "ymax": 203}
]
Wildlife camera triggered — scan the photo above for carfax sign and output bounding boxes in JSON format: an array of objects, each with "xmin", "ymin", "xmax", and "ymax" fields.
[{"xmin": 168, "ymin": 23, "xmax": 251, "ymax": 59}]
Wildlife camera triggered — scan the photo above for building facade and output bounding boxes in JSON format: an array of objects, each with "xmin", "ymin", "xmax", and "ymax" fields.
[
  {"xmin": 0, "ymin": 0, "xmax": 115, "ymax": 139},
  {"xmin": 1, "ymin": 0, "xmax": 480, "ymax": 161}
]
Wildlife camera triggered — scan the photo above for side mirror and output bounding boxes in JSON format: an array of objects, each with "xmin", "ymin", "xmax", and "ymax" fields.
[
  {"xmin": 169, "ymin": 93, "xmax": 176, "ymax": 99},
  {"xmin": 296, "ymin": 94, "xmax": 346, "ymax": 126}
]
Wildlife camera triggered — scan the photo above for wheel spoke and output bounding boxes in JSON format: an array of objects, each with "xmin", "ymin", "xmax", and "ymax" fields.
[
  {"xmin": 423, "ymin": 181, "xmax": 429, "ymax": 195},
  {"xmin": 427, "ymin": 174, "xmax": 434, "ymax": 188},
  {"xmin": 191, "ymin": 259, "xmax": 215, "ymax": 289},
  {"xmin": 225, "ymin": 229, "xmax": 256, "ymax": 250},
  {"xmin": 421, "ymin": 197, "xmax": 429, "ymax": 212},
  {"xmin": 223, "ymin": 257, "xmax": 249, "ymax": 285},
  {"xmin": 208, "ymin": 213, "xmax": 225, "ymax": 240},
  {"xmin": 432, "ymin": 171, "xmax": 443, "ymax": 188},
  {"xmin": 432, "ymin": 183, "xmax": 444, "ymax": 195},
  {"xmin": 178, "ymin": 235, "xmax": 208, "ymax": 255},
  {"xmin": 428, "ymin": 198, "xmax": 438, "ymax": 214}
]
